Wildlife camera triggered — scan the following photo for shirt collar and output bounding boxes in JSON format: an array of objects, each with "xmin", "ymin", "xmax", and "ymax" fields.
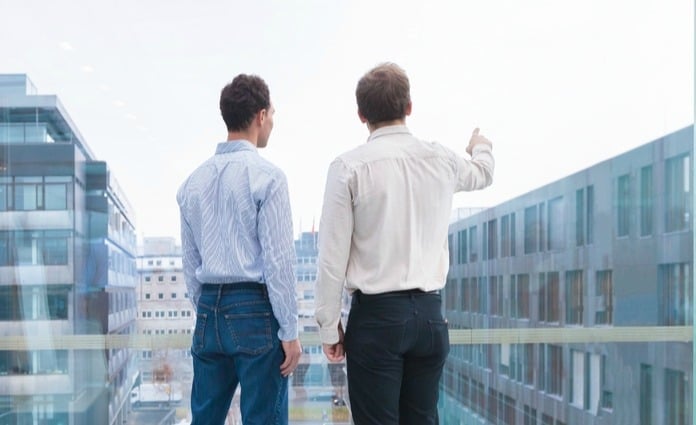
[
  {"xmin": 367, "ymin": 125, "xmax": 411, "ymax": 142},
  {"xmin": 215, "ymin": 140, "xmax": 257, "ymax": 155}
]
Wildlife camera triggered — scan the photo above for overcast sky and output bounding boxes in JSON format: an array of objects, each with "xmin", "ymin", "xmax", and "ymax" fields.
[{"xmin": 0, "ymin": 0, "xmax": 693, "ymax": 243}]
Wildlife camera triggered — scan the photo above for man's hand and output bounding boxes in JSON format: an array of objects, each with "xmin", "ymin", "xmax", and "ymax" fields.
[
  {"xmin": 322, "ymin": 321, "xmax": 346, "ymax": 362},
  {"xmin": 466, "ymin": 127, "xmax": 493, "ymax": 156},
  {"xmin": 280, "ymin": 339, "xmax": 302, "ymax": 377}
]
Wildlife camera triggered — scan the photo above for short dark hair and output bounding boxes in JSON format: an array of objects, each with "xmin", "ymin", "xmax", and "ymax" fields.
[
  {"xmin": 220, "ymin": 74, "xmax": 270, "ymax": 132},
  {"xmin": 355, "ymin": 63, "xmax": 411, "ymax": 125}
]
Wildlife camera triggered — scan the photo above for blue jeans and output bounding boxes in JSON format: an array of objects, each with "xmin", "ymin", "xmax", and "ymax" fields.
[
  {"xmin": 344, "ymin": 290, "xmax": 449, "ymax": 425},
  {"xmin": 190, "ymin": 283, "xmax": 288, "ymax": 425}
]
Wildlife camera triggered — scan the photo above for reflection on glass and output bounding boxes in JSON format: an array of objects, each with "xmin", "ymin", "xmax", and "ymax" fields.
[
  {"xmin": 0, "ymin": 67, "xmax": 692, "ymax": 425},
  {"xmin": 442, "ymin": 126, "xmax": 693, "ymax": 424}
]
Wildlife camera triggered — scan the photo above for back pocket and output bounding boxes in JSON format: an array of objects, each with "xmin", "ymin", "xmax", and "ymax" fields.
[{"xmin": 224, "ymin": 312, "xmax": 273, "ymax": 355}]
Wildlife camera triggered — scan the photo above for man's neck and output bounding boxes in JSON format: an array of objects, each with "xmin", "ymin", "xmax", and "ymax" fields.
[
  {"xmin": 367, "ymin": 118, "xmax": 406, "ymax": 134},
  {"xmin": 227, "ymin": 129, "xmax": 258, "ymax": 146}
]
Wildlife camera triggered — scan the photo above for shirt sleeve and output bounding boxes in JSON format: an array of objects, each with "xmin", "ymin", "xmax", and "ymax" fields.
[
  {"xmin": 453, "ymin": 143, "xmax": 495, "ymax": 191},
  {"xmin": 180, "ymin": 211, "xmax": 203, "ymax": 311},
  {"xmin": 258, "ymin": 173, "xmax": 298, "ymax": 341},
  {"xmin": 315, "ymin": 159, "xmax": 354, "ymax": 344}
]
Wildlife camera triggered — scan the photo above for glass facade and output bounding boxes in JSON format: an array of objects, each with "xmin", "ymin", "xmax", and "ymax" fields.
[
  {"xmin": 0, "ymin": 12, "xmax": 692, "ymax": 422},
  {"xmin": 441, "ymin": 126, "xmax": 693, "ymax": 424}
]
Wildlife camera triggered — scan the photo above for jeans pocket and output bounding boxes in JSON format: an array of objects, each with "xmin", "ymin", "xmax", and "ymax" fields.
[
  {"xmin": 193, "ymin": 313, "xmax": 207, "ymax": 352},
  {"xmin": 428, "ymin": 319, "xmax": 450, "ymax": 359},
  {"xmin": 224, "ymin": 311, "xmax": 274, "ymax": 355}
]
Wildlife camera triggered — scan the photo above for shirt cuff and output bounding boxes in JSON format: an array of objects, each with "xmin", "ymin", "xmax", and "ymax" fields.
[
  {"xmin": 319, "ymin": 326, "xmax": 340, "ymax": 345},
  {"xmin": 278, "ymin": 324, "xmax": 299, "ymax": 342}
]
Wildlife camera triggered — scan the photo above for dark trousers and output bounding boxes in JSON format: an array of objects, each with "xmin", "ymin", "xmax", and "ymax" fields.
[{"xmin": 344, "ymin": 289, "xmax": 449, "ymax": 425}]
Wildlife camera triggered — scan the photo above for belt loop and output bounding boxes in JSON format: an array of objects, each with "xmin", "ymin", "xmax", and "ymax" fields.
[
  {"xmin": 216, "ymin": 285, "xmax": 223, "ymax": 306},
  {"xmin": 352, "ymin": 290, "xmax": 361, "ymax": 305}
]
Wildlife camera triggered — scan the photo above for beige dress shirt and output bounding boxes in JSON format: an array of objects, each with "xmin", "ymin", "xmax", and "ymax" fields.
[{"xmin": 315, "ymin": 125, "xmax": 495, "ymax": 344}]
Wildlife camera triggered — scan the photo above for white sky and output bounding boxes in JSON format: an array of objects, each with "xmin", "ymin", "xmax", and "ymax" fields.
[{"xmin": 0, "ymin": 0, "xmax": 693, "ymax": 243}]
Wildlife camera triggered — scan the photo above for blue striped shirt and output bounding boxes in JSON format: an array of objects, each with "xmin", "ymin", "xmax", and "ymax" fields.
[{"xmin": 177, "ymin": 140, "xmax": 298, "ymax": 341}]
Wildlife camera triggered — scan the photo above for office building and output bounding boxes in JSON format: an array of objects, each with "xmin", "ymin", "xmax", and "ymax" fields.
[
  {"xmin": 0, "ymin": 74, "xmax": 138, "ymax": 425},
  {"xmin": 135, "ymin": 237, "xmax": 193, "ymax": 384},
  {"xmin": 441, "ymin": 125, "xmax": 693, "ymax": 424}
]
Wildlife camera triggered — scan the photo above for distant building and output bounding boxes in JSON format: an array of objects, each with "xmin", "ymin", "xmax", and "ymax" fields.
[
  {"xmin": 441, "ymin": 126, "xmax": 693, "ymax": 424},
  {"xmin": 291, "ymin": 231, "xmax": 348, "ymax": 392},
  {"xmin": 135, "ymin": 237, "xmax": 193, "ymax": 384},
  {"xmin": 0, "ymin": 74, "xmax": 138, "ymax": 425}
]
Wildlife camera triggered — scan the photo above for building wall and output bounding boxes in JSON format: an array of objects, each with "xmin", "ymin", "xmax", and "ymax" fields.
[
  {"xmin": 0, "ymin": 74, "xmax": 139, "ymax": 425},
  {"xmin": 135, "ymin": 238, "xmax": 193, "ymax": 383},
  {"xmin": 442, "ymin": 126, "xmax": 693, "ymax": 425}
]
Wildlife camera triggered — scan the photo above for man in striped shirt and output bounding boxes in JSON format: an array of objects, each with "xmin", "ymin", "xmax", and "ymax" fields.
[{"xmin": 177, "ymin": 74, "xmax": 301, "ymax": 425}]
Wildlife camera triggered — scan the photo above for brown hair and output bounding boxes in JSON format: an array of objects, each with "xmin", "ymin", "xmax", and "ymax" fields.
[
  {"xmin": 355, "ymin": 63, "xmax": 411, "ymax": 125},
  {"xmin": 219, "ymin": 74, "xmax": 270, "ymax": 131}
]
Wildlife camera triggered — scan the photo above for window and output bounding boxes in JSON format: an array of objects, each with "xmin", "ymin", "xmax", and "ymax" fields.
[
  {"xmin": 664, "ymin": 369, "xmax": 687, "ymax": 425},
  {"xmin": 158, "ymin": 276, "xmax": 164, "ymax": 282},
  {"xmin": 489, "ymin": 275, "xmax": 503, "ymax": 316},
  {"xmin": 42, "ymin": 231, "xmax": 69, "ymax": 265},
  {"xmin": 470, "ymin": 277, "xmax": 480, "ymax": 313},
  {"xmin": 659, "ymin": 263, "xmax": 692, "ymax": 326},
  {"xmin": 477, "ymin": 276, "xmax": 488, "ymax": 315},
  {"xmin": 565, "ymin": 270, "xmax": 584, "ymax": 325},
  {"xmin": 539, "ymin": 272, "xmax": 560, "ymax": 322},
  {"xmin": 665, "ymin": 154, "xmax": 690, "ymax": 233},
  {"xmin": 144, "ymin": 276, "xmax": 151, "ymax": 282},
  {"xmin": 445, "ymin": 279, "xmax": 456, "ymax": 310},
  {"xmin": 539, "ymin": 344, "xmax": 563, "ymax": 396},
  {"xmin": 570, "ymin": 350, "xmax": 603, "ymax": 414},
  {"xmin": 547, "ymin": 196, "xmax": 564, "ymax": 250},
  {"xmin": 44, "ymin": 177, "xmax": 70, "ymax": 210},
  {"xmin": 640, "ymin": 364, "xmax": 652, "ymax": 425},
  {"xmin": 461, "ymin": 278, "xmax": 470, "ymax": 312},
  {"xmin": 640, "ymin": 165, "xmax": 654, "ymax": 236},
  {"xmin": 500, "ymin": 213, "xmax": 516, "ymax": 257},
  {"xmin": 482, "ymin": 222, "xmax": 488, "ymax": 261},
  {"xmin": 0, "ymin": 230, "xmax": 70, "ymax": 266},
  {"xmin": 509, "ymin": 344, "xmax": 533, "ymax": 385},
  {"xmin": 576, "ymin": 186, "xmax": 594, "ymax": 245},
  {"xmin": 570, "ymin": 350, "xmax": 586, "ymax": 408},
  {"xmin": 511, "ymin": 274, "xmax": 530, "ymax": 319},
  {"xmin": 171, "ymin": 276, "xmax": 177, "ymax": 282},
  {"xmin": 617, "ymin": 174, "xmax": 631, "ymax": 237},
  {"xmin": 468, "ymin": 226, "xmax": 478, "ymax": 262},
  {"xmin": 457, "ymin": 229, "xmax": 467, "ymax": 264},
  {"xmin": 595, "ymin": 270, "xmax": 613, "ymax": 325},
  {"xmin": 0, "ymin": 176, "xmax": 71, "ymax": 211},
  {"xmin": 171, "ymin": 292, "xmax": 177, "ymax": 299},
  {"xmin": 14, "ymin": 177, "xmax": 42, "ymax": 210},
  {"xmin": 0, "ymin": 350, "xmax": 68, "ymax": 375},
  {"xmin": 0, "ymin": 285, "xmax": 69, "ymax": 321},
  {"xmin": 447, "ymin": 234, "xmax": 454, "ymax": 265},
  {"xmin": 487, "ymin": 219, "xmax": 497, "ymax": 259},
  {"xmin": 158, "ymin": 293, "xmax": 164, "ymax": 299},
  {"xmin": 145, "ymin": 293, "xmax": 151, "ymax": 300},
  {"xmin": 601, "ymin": 355, "xmax": 613, "ymax": 410},
  {"xmin": 524, "ymin": 205, "xmax": 538, "ymax": 253},
  {"xmin": 524, "ymin": 405, "xmax": 537, "ymax": 425}
]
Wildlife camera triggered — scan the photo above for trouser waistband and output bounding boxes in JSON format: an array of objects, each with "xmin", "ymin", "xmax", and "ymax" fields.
[
  {"xmin": 200, "ymin": 282, "xmax": 266, "ymax": 294},
  {"xmin": 352, "ymin": 288, "xmax": 440, "ymax": 305}
]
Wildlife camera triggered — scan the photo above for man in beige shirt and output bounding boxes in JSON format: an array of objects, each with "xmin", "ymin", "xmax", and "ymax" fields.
[{"xmin": 315, "ymin": 63, "xmax": 494, "ymax": 425}]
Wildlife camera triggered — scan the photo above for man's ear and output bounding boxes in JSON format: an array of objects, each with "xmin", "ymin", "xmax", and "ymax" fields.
[
  {"xmin": 257, "ymin": 108, "xmax": 267, "ymax": 126},
  {"xmin": 358, "ymin": 109, "xmax": 367, "ymax": 123},
  {"xmin": 405, "ymin": 102, "xmax": 412, "ymax": 117}
]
